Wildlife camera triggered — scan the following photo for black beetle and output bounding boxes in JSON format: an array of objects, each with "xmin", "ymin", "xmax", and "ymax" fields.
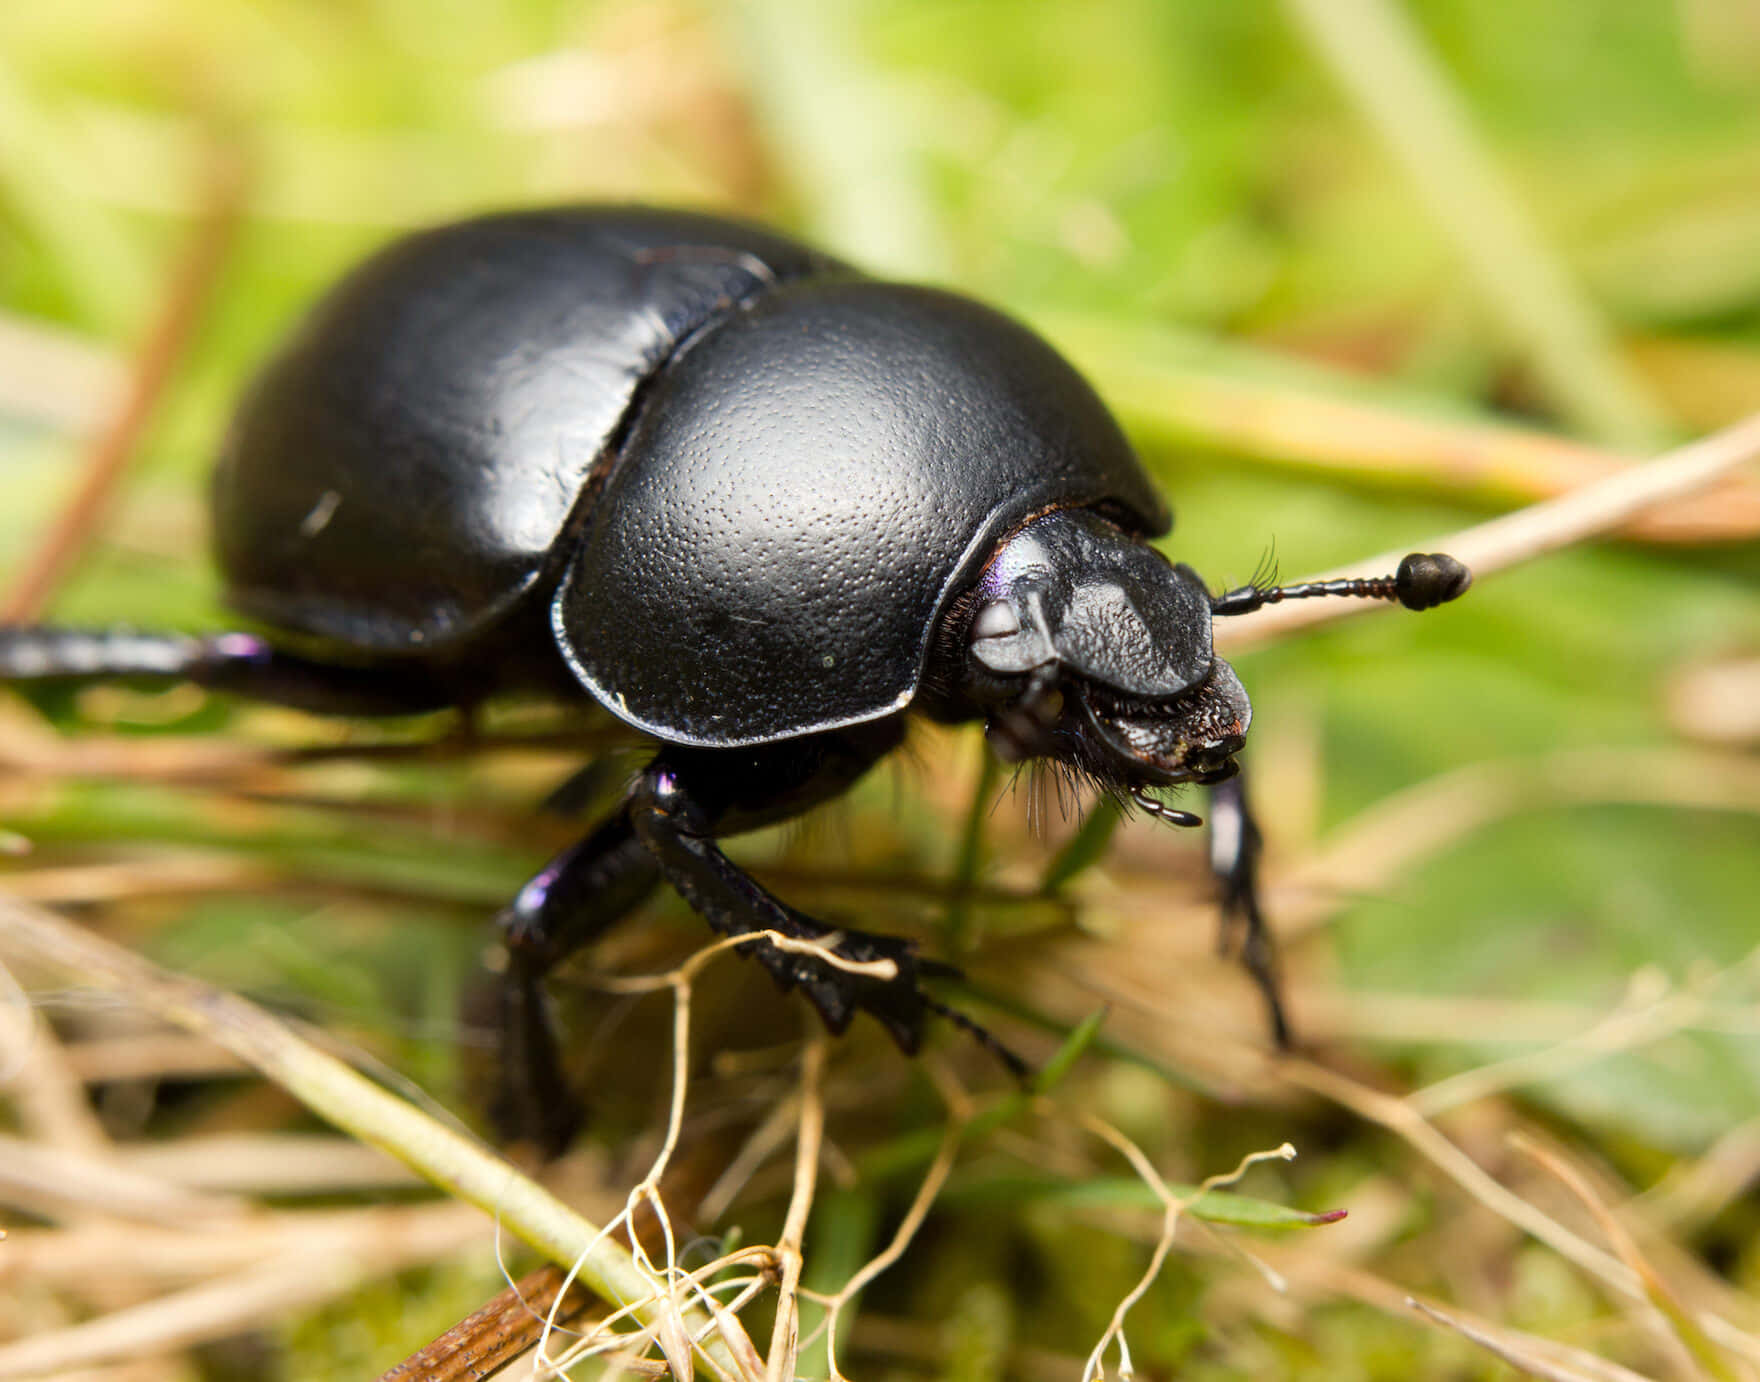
[{"xmin": 0, "ymin": 207, "xmax": 1468, "ymax": 1150}]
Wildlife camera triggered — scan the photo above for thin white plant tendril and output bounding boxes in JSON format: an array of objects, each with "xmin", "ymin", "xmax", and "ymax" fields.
[
  {"xmin": 1077, "ymin": 1125, "xmax": 1298, "ymax": 1382},
  {"xmin": 532, "ymin": 932, "xmax": 874, "ymax": 1380},
  {"xmin": 813, "ymin": 1059, "xmax": 976, "ymax": 1381}
]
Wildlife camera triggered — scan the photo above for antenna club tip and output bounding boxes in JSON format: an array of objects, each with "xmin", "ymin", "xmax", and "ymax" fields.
[{"xmin": 1394, "ymin": 553, "xmax": 1472, "ymax": 610}]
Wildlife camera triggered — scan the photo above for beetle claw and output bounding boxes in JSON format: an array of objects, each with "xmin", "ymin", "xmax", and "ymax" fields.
[
  {"xmin": 739, "ymin": 918, "xmax": 1023, "ymax": 1075},
  {"xmin": 871, "ymin": 1005, "xmax": 926, "ymax": 1057},
  {"xmin": 799, "ymin": 975, "xmax": 856, "ymax": 1035}
]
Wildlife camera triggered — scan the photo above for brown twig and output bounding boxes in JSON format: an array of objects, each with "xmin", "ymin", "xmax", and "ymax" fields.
[
  {"xmin": 377, "ymin": 1264, "xmax": 597, "ymax": 1382},
  {"xmin": 2, "ymin": 142, "xmax": 248, "ymax": 624}
]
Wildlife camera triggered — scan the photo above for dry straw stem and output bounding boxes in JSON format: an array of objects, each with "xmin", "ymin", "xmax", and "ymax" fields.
[
  {"xmin": 0, "ymin": 1132, "xmax": 244, "ymax": 1226},
  {"xmin": 1280, "ymin": 1059, "xmax": 1636, "ymax": 1293},
  {"xmin": 112, "ymin": 1133, "xmax": 423, "ymax": 1196},
  {"xmin": 696, "ymin": 1090, "xmax": 803, "ymax": 1225},
  {"xmin": 1510, "ymin": 1132, "xmax": 1750, "ymax": 1382},
  {"xmin": 0, "ymin": 951, "xmax": 109, "ymax": 1155},
  {"xmin": 764, "ymin": 1038, "xmax": 826, "ymax": 1382},
  {"xmin": 1403, "ymin": 1294, "xmax": 1657, "ymax": 1382},
  {"xmin": 1642, "ymin": 1117, "xmax": 1760, "ymax": 1234},
  {"xmin": 0, "ymin": 894, "xmax": 742, "ymax": 1382},
  {"xmin": 1005, "ymin": 745, "xmax": 1760, "ymax": 1100},
  {"xmin": 1279, "ymin": 746, "xmax": 1760, "ymax": 953},
  {"xmin": 1048, "ymin": 313, "xmax": 1760, "ymax": 543},
  {"xmin": 1407, "ymin": 955, "xmax": 1760, "ymax": 1120},
  {"xmin": 1279, "ymin": 1059, "xmax": 1760, "ymax": 1371},
  {"xmin": 1260, "ymin": 1250, "xmax": 1660, "ymax": 1382},
  {"xmin": 4, "ymin": 1202, "xmax": 481, "ymax": 1294},
  {"xmin": 0, "ymin": 684, "xmax": 628, "ymax": 796},
  {"xmin": 1281, "ymin": 0, "xmax": 1669, "ymax": 451},
  {"xmin": 1219, "ymin": 409, "xmax": 1760, "ymax": 653},
  {"xmin": 0, "ymin": 1204, "xmax": 485, "ymax": 1379},
  {"xmin": 58, "ymin": 1032, "xmax": 245, "ymax": 1084}
]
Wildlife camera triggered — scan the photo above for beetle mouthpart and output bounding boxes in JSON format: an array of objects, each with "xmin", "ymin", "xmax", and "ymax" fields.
[
  {"xmin": 1130, "ymin": 788, "xmax": 1202, "ymax": 828},
  {"xmin": 1075, "ymin": 660, "xmax": 1252, "ymax": 786},
  {"xmin": 985, "ymin": 674, "xmax": 1065, "ymax": 762}
]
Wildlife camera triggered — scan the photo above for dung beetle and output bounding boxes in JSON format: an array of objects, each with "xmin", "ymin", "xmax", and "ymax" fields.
[{"xmin": 0, "ymin": 207, "xmax": 1468, "ymax": 1150}]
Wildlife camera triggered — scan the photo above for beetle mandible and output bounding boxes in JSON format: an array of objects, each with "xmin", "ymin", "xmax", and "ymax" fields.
[{"xmin": 0, "ymin": 207, "xmax": 1469, "ymax": 1150}]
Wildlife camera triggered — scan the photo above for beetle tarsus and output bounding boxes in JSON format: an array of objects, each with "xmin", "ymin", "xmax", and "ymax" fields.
[{"xmin": 919, "ymin": 993, "xmax": 1031, "ymax": 1080}]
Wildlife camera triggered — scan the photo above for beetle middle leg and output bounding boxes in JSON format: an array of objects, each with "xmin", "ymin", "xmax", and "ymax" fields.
[
  {"xmin": 1207, "ymin": 771, "xmax": 1291, "ymax": 1047},
  {"xmin": 626, "ymin": 726, "xmax": 1023, "ymax": 1071}
]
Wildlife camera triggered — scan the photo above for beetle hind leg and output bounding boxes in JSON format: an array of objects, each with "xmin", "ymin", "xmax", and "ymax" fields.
[
  {"xmin": 0, "ymin": 626, "xmax": 457, "ymax": 716},
  {"xmin": 490, "ymin": 811, "xmax": 662, "ymax": 1153}
]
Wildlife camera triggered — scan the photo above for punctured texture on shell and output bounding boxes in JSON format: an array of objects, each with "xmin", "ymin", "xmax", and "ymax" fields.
[{"xmin": 555, "ymin": 279, "xmax": 1168, "ymax": 746}]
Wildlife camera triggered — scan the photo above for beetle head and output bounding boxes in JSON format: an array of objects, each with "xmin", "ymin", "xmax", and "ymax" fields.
[{"xmin": 954, "ymin": 509, "xmax": 1251, "ymax": 794}]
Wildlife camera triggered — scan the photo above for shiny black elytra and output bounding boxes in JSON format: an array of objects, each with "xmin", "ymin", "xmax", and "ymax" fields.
[{"xmin": 0, "ymin": 207, "xmax": 1469, "ymax": 1152}]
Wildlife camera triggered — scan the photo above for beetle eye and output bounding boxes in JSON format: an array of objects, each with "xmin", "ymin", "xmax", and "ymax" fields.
[{"xmin": 970, "ymin": 600, "xmax": 1020, "ymax": 640}]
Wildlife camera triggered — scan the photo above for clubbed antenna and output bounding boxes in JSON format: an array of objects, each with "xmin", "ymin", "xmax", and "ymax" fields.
[{"xmin": 1211, "ymin": 552, "xmax": 1472, "ymax": 617}]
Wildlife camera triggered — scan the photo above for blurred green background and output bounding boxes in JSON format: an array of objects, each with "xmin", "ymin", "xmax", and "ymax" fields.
[{"xmin": 2, "ymin": 2, "xmax": 1759, "ymax": 1378}]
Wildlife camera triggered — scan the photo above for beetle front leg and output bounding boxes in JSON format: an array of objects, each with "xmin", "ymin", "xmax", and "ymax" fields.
[
  {"xmin": 627, "ymin": 762, "xmax": 970, "ymax": 1063},
  {"xmin": 493, "ymin": 812, "xmax": 661, "ymax": 1153},
  {"xmin": 1207, "ymin": 772, "xmax": 1291, "ymax": 1047}
]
